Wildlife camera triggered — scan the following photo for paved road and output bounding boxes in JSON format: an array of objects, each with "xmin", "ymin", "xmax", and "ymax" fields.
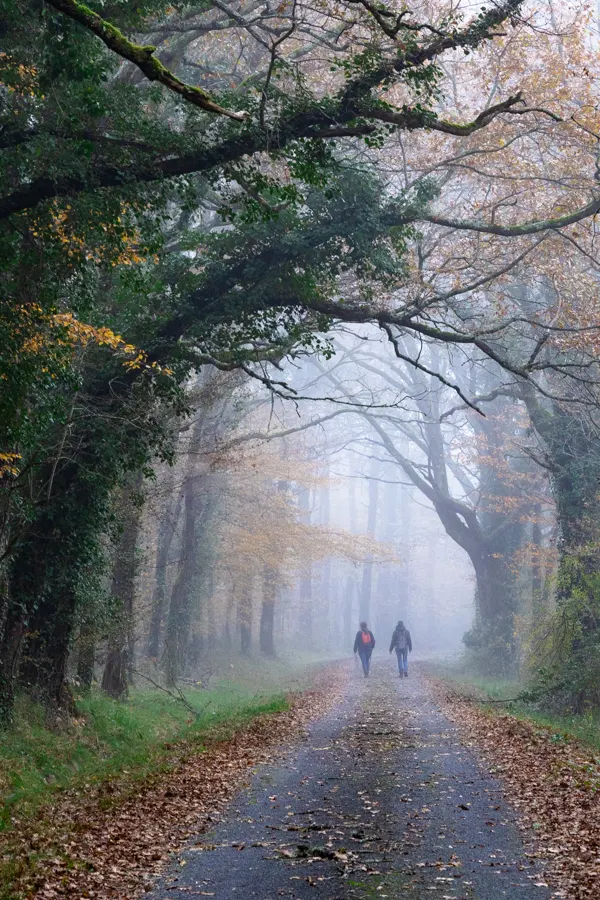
[{"xmin": 148, "ymin": 660, "xmax": 551, "ymax": 900}]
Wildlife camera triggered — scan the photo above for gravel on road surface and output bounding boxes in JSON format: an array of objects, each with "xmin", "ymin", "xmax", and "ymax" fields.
[{"xmin": 147, "ymin": 659, "xmax": 551, "ymax": 900}]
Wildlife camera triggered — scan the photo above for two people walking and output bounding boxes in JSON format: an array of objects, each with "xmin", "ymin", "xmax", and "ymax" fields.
[{"xmin": 353, "ymin": 620, "xmax": 412, "ymax": 678}]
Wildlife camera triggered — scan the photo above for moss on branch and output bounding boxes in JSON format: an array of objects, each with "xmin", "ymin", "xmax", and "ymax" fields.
[{"xmin": 44, "ymin": 0, "xmax": 247, "ymax": 120}]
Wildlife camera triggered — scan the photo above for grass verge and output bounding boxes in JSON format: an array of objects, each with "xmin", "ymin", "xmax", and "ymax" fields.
[
  {"xmin": 425, "ymin": 662, "xmax": 600, "ymax": 754},
  {"xmin": 0, "ymin": 653, "xmax": 330, "ymax": 835},
  {"xmin": 0, "ymin": 654, "xmax": 345, "ymax": 900}
]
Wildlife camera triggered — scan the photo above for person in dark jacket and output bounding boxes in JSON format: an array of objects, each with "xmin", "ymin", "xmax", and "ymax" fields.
[
  {"xmin": 353, "ymin": 621, "xmax": 375, "ymax": 677},
  {"xmin": 389, "ymin": 620, "xmax": 412, "ymax": 677}
]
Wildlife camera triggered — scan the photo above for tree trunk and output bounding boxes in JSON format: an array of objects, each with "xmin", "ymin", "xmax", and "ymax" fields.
[
  {"xmin": 0, "ymin": 568, "xmax": 16, "ymax": 725},
  {"xmin": 0, "ymin": 608, "xmax": 22, "ymax": 727},
  {"xmin": 343, "ymin": 575, "xmax": 354, "ymax": 650},
  {"xmin": 147, "ymin": 483, "xmax": 183, "ymax": 660},
  {"xmin": 530, "ymin": 514, "xmax": 544, "ymax": 621},
  {"xmin": 397, "ymin": 483, "xmax": 411, "ymax": 615},
  {"xmin": 297, "ymin": 487, "xmax": 313, "ymax": 645},
  {"xmin": 260, "ymin": 566, "xmax": 277, "ymax": 657},
  {"xmin": 464, "ymin": 531, "xmax": 523, "ymax": 676},
  {"xmin": 240, "ymin": 622, "xmax": 251, "ymax": 655},
  {"xmin": 319, "ymin": 478, "xmax": 332, "ymax": 650},
  {"xmin": 164, "ymin": 477, "xmax": 199, "ymax": 685},
  {"xmin": 260, "ymin": 599, "xmax": 276, "ymax": 657},
  {"xmin": 375, "ymin": 478, "xmax": 399, "ymax": 642},
  {"xmin": 359, "ymin": 473, "xmax": 379, "ymax": 624},
  {"xmin": 164, "ymin": 470, "xmax": 218, "ymax": 684},
  {"xmin": 102, "ymin": 481, "xmax": 142, "ymax": 700},
  {"xmin": 76, "ymin": 623, "xmax": 96, "ymax": 691},
  {"xmin": 12, "ymin": 455, "xmax": 114, "ymax": 715},
  {"xmin": 101, "ymin": 647, "xmax": 128, "ymax": 700},
  {"xmin": 238, "ymin": 588, "xmax": 253, "ymax": 656},
  {"xmin": 16, "ymin": 559, "xmax": 80, "ymax": 713}
]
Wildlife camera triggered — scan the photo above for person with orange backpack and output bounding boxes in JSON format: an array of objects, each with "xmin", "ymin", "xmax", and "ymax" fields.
[{"xmin": 353, "ymin": 621, "xmax": 376, "ymax": 677}]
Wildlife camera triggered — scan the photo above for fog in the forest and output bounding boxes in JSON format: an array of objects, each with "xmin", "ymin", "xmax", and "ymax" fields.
[{"xmin": 131, "ymin": 320, "xmax": 537, "ymax": 682}]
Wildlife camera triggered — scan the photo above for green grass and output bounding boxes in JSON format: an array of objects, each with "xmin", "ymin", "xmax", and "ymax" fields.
[
  {"xmin": 0, "ymin": 652, "xmax": 329, "ymax": 834},
  {"xmin": 424, "ymin": 661, "xmax": 522, "ymax": 701},
  {"xmin": 426, "ymin": 662, "xmax": 600, "ymax": 754},
  {"xmin": 508, "ymin": 706, "xmax": 600, "ymax": 754}
]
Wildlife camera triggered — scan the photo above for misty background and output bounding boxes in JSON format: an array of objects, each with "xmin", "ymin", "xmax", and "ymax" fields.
[{"xmin": 110, "ymin": 321, "xmax": 550, "ymax": 696}]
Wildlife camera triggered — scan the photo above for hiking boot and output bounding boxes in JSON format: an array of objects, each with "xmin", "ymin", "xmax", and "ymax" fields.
[{"xmin": 405, "ymin": 671, "xmax": 409, "ymax": 678}]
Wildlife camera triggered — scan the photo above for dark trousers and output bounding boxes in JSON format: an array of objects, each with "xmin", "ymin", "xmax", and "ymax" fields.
[{"xmin": 358, "ymin": 650, "xmax": 372, "ymax": 676}]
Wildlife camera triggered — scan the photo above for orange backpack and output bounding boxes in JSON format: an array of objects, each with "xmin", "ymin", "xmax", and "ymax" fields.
[{"xmin": 361, "ymin": 631, "xmax": 371, "ymax": 645}]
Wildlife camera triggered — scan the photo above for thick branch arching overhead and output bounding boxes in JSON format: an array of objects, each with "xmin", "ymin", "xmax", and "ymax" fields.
[
  {"xmin": 1, "ymin": 0, "xmax": 569, "ymax": 225},
  {"xmin": 44, "ymin": 0, "xmax": 248, "ymax": 119}
]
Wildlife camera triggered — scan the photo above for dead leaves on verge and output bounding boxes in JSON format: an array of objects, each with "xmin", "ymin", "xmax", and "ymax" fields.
[
  {"xmin": 436, "ymin": 683, "xmax": 600, "ymax": 900},
  {"xmin": 1, "ymin": 664, "xmax": 348, "ymax": 899}
]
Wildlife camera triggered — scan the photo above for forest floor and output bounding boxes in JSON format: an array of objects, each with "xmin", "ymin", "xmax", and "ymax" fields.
[
  {"xmin": 4, "ymin": 659, "xmax": 600, "ymax": 900},
  {"xmin": 0, "ymin": 657, "xmax": 346, "ymax": 900}
]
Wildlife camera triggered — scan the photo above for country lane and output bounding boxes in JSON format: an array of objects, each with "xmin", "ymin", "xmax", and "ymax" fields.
[{"xmin": 146, "ymin": 659, "xmax": 552, "ymax": 900}]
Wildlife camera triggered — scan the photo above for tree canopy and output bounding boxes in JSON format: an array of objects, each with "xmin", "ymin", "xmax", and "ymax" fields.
[{"xmin": 3, "ymin": 0, "xmax": 600, "ymax": 722}]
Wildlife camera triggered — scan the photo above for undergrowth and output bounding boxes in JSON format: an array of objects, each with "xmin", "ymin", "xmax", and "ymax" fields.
[
  {"xmin": 0, "ymin": 653, "xmax": 328, "ymax": 834},
  {"xmin": 427, "ymin": 662, "xmax": 600, "ymax": 753}
]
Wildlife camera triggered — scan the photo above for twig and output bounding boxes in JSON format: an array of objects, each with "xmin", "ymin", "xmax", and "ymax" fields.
[
  {"xmin": 132, "ymin": 667, "xmax": 211, "ymax": 718},
  {"xmin": 447, "ymin": 689, "xmax": 525, "ymax": 705}
]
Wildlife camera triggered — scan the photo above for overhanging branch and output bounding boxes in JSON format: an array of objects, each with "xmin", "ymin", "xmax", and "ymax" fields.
[
  {"xmin": 44, "ymin": 0, "xmax": 247, "ymax": 120},
  {"xmin": 423, "ymin": 195, "xmax": 600, "ymax": 236}
]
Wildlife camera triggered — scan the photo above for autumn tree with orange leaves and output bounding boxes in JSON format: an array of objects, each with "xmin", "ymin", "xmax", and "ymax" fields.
[
  {"xmin": 123, "ymin": 374, "xmax": 394, "ymax": 690},
  {"xmin": 3, "ymin": 0, "xmax": 600, "ymax": 723}
]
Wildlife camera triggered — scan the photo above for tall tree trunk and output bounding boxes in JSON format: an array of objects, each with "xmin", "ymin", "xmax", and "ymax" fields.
[
  {"xmin": 14, "ymin": 461, "xmax": 103, "ymax": 714},
  {"xmin": 359, "ymin": 473, "xmax": 379, "ymax": 624},
  {"xmin": 259, "ymin": 599, "xmax": 275, "ymax": 656},
  {"xmin": 163, "ymin": 404, "xmax": 220, "ymax": 685},
  {"xmin": 76, "ymin": 622, "xmax": 96, "ymax": 691},
  {"xmin": 260, "ymin": 566, "xmax": 277, "ymax": 657},
  {"xmin": 147, "ymin": 487, "xmax": 183, "ymax": 659},
  {"xmin": 375, "ymin": 478, "xmax": 398, "ymax": 641},
  {"xmin": 238, "ymin": 580, "xmax": 253, "ymax": 656},
  {"xmin": 0, "ymin": 565, "xmax": 15, "ymax": 725},
  {"xmin": 298, "ymin": 487, "xmax": 313, "ymax": 645},
  {"xmin": 223, "ymin": 590, "xmax": 236, "ymax": 648},
  {"xmin": 464, "ymin": 524, "xmax": 524, "ymax": 676},
  {"xmin": 164, "ymin": 476, "xmax": 200, "ymax": 685},
  {"xmin": 397, "ymin": 483, "xmax": 412, "ymax": 618},
  {"xmin": 530, "ymin": 513, "xmax": 545, "ymax": 621},
  {"xmin": 319, "ymin": 478, "xmax": 332, "ymax": 650},
  {"xmin": 0, "ymin": 601, "xmax": 21, "ymax": 727},
  {"xmin": 102, "ymin": 481, "xmax": 142, "ymax": 699},
  {"xmin": 343, "ymin": 575, "xmax": 354, "ymax": 650}
]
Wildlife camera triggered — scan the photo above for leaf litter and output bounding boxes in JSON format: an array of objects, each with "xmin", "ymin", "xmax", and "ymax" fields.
[
  {"xmin": 1, "ymin": 663, "xmax": 348, "ymax": 899},
  {"xmin": 435, "ymin": 680, "xmax": 600, "ymax": 900}
]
